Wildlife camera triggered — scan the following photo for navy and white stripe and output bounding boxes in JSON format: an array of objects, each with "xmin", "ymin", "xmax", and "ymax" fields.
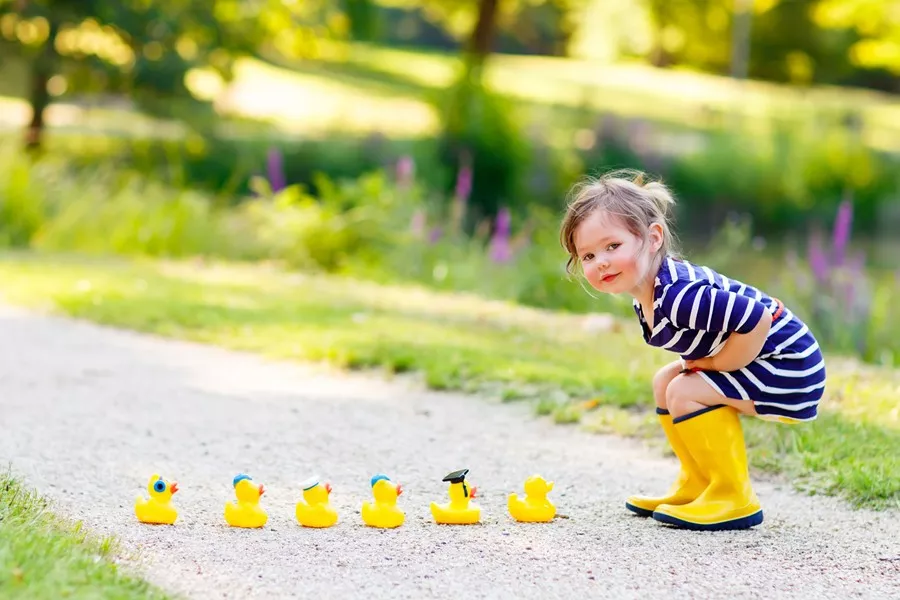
[{"xmin": 633, "ymin": 257, "xmax": 826, "ymax": 422}]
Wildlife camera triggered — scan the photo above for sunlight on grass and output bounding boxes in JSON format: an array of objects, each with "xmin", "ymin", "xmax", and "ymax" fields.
[
  {"xmin": 823, "ymin": 359, "xmax": 900, "ymax": 428},
  {"xmin": 0, "ymin": 96, "xmax": 185, "ymax": 139},
  {"xmin": 0, "ymin": 253, "xmax": 897, "ymax": 509},
  {"xmin": 4, "ymin": 42, "xmax": 899, "ymax": 148},
  {"xmin": 309, "ymin": 41, "xmax": 900, "ymax": 149},
  {"xmin": 211, "ymin": 58, "xmax": 438, "ymax": 136}
]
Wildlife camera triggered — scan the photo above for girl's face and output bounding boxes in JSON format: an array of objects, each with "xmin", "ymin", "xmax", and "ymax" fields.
[{"xmin": 572, "ymin": 209, "xmax": 662, "ymax": 297}]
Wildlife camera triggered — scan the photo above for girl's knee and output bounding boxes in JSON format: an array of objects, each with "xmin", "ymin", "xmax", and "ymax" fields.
[
  {"xmin": 664, "ymin": 375, "xmax": 691, "ymax": 413},
  {"xmin": 653, "ymin": 362, "xmax": 682, "ymax": 409},
  {"xmin": 652, "ymin": 371, "xmax": 670, "ymax": 409}
]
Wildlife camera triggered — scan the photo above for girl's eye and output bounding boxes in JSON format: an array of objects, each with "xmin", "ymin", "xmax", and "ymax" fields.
[
  {"xmin": 582, "ymin": 253, "xmax": 594, "ymax": 262},
  {"xmin": 606, "ymin": 243, "xmax": 620, "ymax": 251}
]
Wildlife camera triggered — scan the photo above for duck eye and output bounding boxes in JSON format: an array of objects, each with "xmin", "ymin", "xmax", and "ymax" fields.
[{"xmin": 154, "ymin": 480, "xmax": 166, "ymax": 493}]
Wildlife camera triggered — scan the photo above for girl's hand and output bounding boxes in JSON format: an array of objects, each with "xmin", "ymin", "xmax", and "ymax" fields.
[{"xmin": 682, "ymin": 357, "xmax": 718, "ymax": 372}]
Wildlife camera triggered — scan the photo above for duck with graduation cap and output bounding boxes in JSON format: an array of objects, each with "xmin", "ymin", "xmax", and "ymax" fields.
[{"xmin": 431, "ymin": 468, "xmax": 481, "ymax": 525}]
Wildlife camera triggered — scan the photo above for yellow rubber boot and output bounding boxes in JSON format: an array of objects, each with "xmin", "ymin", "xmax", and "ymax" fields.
[
  {"xmin": 625, "ymin": 408, "xmax": 709, "ymax": 517},
  {"xmin": 652, "ymin": 405, "xmax": 763, "ymax": 530}
]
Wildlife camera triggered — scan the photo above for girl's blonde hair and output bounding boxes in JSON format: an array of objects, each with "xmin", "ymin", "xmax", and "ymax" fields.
[{"xmin": 559, "ymin": 169, "xmax": 679, "ymax": 275}]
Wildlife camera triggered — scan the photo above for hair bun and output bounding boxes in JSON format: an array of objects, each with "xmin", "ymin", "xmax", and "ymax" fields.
[{"xmin": 642, "ymin": 181, "xmax": 676, "ymax": 215}]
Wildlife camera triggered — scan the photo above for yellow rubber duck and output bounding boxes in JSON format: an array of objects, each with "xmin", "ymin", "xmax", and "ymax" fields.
[
  {"xmin": 225, "ymin": 473, "xmax": 267, "ymax": 528},
  {"xmin": 135, "ymin": 473, "xmax": 179, "ymax": 525},
  {"xmin": 361, "ymin": 474, "xmax": 404, "ymax": 528},
  {"xmin": 430, "ymin": 469, "xmax": 480, "ymax": 525},
  {"xmin": 295, "ymin": 475, "xmax": 338, "ymax": 528},
  {"xmin": 508, "ymin": 475, "xmax": 556, "ymax": 523}
]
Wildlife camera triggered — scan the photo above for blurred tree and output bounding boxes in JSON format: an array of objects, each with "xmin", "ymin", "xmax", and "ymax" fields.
[
  {"xmin": 0, "ymin": 0, "xmax": 345, "ymax": 150},
  {"xmin": 643, "ymin": 0, "xmax": 738, "ymax": 71},
  {"xmin": 502, "ymin": 0, "xmax": 582, "ymax": 56},
  {"xmin": 747, "ymin": 0, "xmax": 850, "ymax": 86},
  {"xmin": 435, "ymin": 0, "xmax": 582, "ymax": 229},
  {"xmin": 375, "ymin": 0, "xmax": 586, "ymax": 61},
  {"xmin": 641, "ymin": 0, "xmax": 897, "ymax": 90},
  {"xmin": 730, "ymin": 0, "xmax": 752, "ymax": 78},
  {"xmin": 812, "ymin": 0, "xmax": 900, "ymax": 90},
  {"xmin": 343, "ymin": 0, "xmax": 378, "ymax": 41},
  {"xmin": 468, "ymin": 0, "xmax": 500, "ymax": 70}
]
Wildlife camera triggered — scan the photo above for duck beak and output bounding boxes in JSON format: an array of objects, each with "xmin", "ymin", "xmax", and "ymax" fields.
[
  {"xmin": 325, "ymin": 482, "xmax": 332, "ymax": 494},
  {"xmin": 547, "ymin": 482, "xmax": 554, "ymax": 491},
  {"xmin": 396, "ymin": 484, "xmax": 403, "ymax": 496},
  {"xmin": 469, "ymin": 486, "xmax": 477, "ymax": 499},
  {"xmin": 258, "ymin": 484, "xmax": 265, "ymax": 496},
  {"xmin": 170, "ymin": 482, "xmax": 179, "ymax": 494}
]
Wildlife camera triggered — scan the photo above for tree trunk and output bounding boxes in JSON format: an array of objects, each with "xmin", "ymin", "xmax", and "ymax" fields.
[
  {"xmin": 25, "ymin": 19, "xmax": 60, "ymax": 151},
  {"xmin": 730, "ymin": 0, "xmax": 753, "ymax": 79},
  {"xmin": 343, "ymin": 0, "xmax": 376, "ymax": 42},
  {"xmin": 466, "ymin": 0, "xmax": 500, "ymax": 71}
]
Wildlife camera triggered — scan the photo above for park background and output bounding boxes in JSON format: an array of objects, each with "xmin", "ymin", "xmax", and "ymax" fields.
[{"xmin": 1, "ymin": 1, "xmax": 899, "ymax": 593}]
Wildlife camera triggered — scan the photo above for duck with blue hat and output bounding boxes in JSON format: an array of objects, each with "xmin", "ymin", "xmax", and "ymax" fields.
[
  {"xmin": 225, "ymin": 473, "xmax": 267, "ymax": 528},
  {"xmin": 361, "ymin": 473, "xmax": 405, "ymax": 528}
]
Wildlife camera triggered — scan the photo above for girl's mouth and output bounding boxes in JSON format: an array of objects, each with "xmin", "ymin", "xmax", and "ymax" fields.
[{"xmin": 602, "ymin": 273, "xmax": 619, "ymax": 283}]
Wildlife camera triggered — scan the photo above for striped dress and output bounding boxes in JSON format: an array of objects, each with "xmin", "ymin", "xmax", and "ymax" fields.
[{"xmin": 633, "ymin": 256, "xmax": 826, "ymax": 422}]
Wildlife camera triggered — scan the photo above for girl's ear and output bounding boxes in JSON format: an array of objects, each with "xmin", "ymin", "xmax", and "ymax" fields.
[{"xmin": 648, "ymin": 222, "xmax": 664, "ymax": 253}]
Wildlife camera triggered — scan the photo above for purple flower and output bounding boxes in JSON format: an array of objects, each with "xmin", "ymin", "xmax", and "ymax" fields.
[
  {"xmin": 489, "ymin": 237, "xmax": 512, "ymax": 263},
  {"xmin": 396, "ymin": 156, "xmax": 415, "ymax": 188},
  {"xmin": 455, "ymin": 153, "xmax": 472, "ymax": 203},
  {"xmin": 489, "ymin": 207, "xmax": 513, "ymax": 263},
  {"xmin": 495, "ymin": 207, "xmax": 511, "ymax": 235},
  {"xmin": 267, "ymin": 147, "xmax": 286, "ymax": 193},
  {"xmin": 807, "ymin": 229, "xmax": 829, "ymax": 284},
  {"xmin": 428, "ymin": 226, "xmax": 443, "ymax": 244},
  {"xmin": 832, "ymin": 199, "xmax": 853, "ymax": 266}
]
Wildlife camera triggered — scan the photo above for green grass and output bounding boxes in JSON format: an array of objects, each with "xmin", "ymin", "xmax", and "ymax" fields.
[
  {"xmin": 0, "ymin": 252, "xmax": 897, "ymax": 510},
  {"xmin": 0, "ymin": 470, "xmax": 169, "ymax": 600}
]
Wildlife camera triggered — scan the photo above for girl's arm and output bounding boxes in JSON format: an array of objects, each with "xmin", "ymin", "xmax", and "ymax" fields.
[{"xmin": 685, "ymin": 315, "xmax": 771, "ymax": 372}]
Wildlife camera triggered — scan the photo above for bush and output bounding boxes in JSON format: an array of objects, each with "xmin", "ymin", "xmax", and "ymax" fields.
[
  {"xmin": 237, "ymin": 170, "xmax": 414, "ymax": 272},
  {"xmin": 22, "ymin": 107, "xmax": 899, "ymax": 245},
  {"xmin": 0, "ymin": 153, "xmax": 51, "ymax": 247},
  {"xmin": 435, "ymin": 72, "xmax": 532, "ymax": 226},
  {"xmin": 34, "ymin": 176, "xmax": 230, "ymax": 258},
  {"xmin": 0, "ymin": 143, "xmax": 418, "ymax": 275}
]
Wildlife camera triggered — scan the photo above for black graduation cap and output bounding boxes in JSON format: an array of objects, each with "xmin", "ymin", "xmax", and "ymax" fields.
[
  {"xmin": 442, "ymin": 469, "xmax": 471, "ymax": 497},
  {"xmin": 442, "ymin": 469, "xmax": 469, "ymax": 483}
]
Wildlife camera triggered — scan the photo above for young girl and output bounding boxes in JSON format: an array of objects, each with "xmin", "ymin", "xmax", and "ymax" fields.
[{"xmin": 560, "ymin": 170, "xmax": 826, "ymax": 531}]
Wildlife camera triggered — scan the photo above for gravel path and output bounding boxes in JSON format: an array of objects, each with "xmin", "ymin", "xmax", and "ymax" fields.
[{"xmin": 2, "ymin": 305, "xmax": 898, "ymax": 599}]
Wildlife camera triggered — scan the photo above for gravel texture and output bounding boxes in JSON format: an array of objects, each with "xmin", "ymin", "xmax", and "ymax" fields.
[{"xmin": 1, "ymin": 304, "xmax": 898, "ymax": 600}]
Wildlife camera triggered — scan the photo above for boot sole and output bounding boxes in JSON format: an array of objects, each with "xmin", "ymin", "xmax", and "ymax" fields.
[
  {"xmin": 652, "ymin": 509, "xmax": 763, "ymax": 531},
  {"xmin": 624, "ymin": 502, "xmax": 654, "ymax": 517}
]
